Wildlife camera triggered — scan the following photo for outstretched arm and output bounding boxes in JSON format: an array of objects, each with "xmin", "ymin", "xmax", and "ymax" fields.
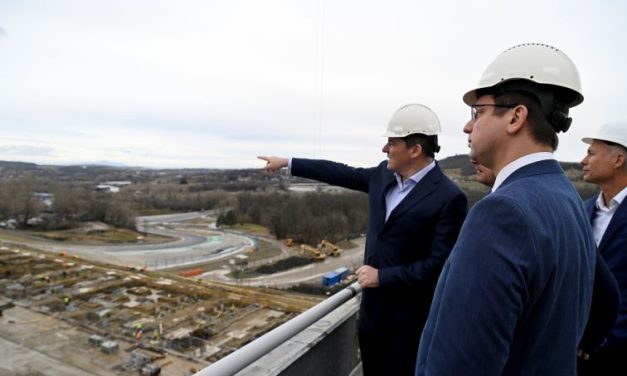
[{"xmin": 258, "ymin": 156, "xmax": 289, "ymax": 173}]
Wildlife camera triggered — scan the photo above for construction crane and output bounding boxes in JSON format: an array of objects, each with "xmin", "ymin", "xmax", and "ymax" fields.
[
  {"xmin": 319, "ymin": 239, "xmax": 341, "ymax": 257},
  {"xmin": 300, "ymin": 244, "xmax": 326, "ymax": 262}
]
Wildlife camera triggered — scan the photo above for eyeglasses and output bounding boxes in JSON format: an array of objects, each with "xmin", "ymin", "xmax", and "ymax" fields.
[{"xmin": 470, "ymin": 104, "xmax": 517, "ymax": 121}]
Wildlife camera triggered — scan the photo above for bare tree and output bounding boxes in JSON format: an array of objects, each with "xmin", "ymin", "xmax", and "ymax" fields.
[{"xmin": 0, "ymin": 177, "xmax": 44, "ymax": 227}]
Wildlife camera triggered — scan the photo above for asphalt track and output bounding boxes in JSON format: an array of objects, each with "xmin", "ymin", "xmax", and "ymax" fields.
[
  {"xmin": 2, "ymin": 209, "xmax": 365, "ymax": 285},
  {"xmin": 204, "ymin": 237, "xmax": 366, "ymax": 288},
  {"xmin": 2, "ymin": 209, "xmax": 253, "ymax": 269}
]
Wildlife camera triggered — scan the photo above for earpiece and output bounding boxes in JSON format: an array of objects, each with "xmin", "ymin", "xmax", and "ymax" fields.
[{"xmin": 549, "ymin": 111, "xmax": 572, "ymax": 133}]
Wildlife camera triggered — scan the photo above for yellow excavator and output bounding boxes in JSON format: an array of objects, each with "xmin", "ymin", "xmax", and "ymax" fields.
[
  {"xmin": 300, "ymin": 244, "xmax": 326, "ymax": 262},
  {"xmin": 319, "ymin": 239, "xmax": 341, "ymax": 257}
]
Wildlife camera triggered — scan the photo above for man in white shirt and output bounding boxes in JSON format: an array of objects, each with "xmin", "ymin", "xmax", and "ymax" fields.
[{"xmin": 579, "ymin": 121, "xmax": 627, "ymax": 375}]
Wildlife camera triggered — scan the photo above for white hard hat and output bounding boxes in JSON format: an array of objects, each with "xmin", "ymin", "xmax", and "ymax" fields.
[
  {"xmin": 582, "ymin": 122, "xmax": 627, "ymax": 149},
  {"xmin": 463, "ymin": 43, "xmax": 584, "ymax": 108},
  {"xmin": 381, "ymin": 103, "xmax": 441, "ymax": 138}
]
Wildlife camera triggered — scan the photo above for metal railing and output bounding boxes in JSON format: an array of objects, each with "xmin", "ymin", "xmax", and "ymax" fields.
[{"xmin": 194, "ymin": 282, "xmax": 362, "ymax": 376}]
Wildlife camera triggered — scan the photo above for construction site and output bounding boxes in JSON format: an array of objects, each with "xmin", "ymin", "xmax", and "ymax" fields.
[{"xmin": 0, "ymin": 243, "xmax": 322, "ymax": 376}]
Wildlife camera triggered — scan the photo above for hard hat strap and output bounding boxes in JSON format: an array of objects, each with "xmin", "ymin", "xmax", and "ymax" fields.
[{"xmin": 489, "ymin": 80, "xmax": 573, "ymax": 133}]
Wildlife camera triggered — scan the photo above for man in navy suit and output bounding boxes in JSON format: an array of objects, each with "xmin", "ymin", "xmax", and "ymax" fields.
[
  {"xmin": 416, "ymin": 43, "xmax": 597, "ymax": 375},
  {"xmin": 259, "ymin": 103, "xmax": 467, "ymax": 375},
  {"xmin": 471, "ymin": 160, "xmax": 620, "ymax": 370},
  {"xmin": 578, "ymin": 122, "xmax": 627, "ymax": 375}
]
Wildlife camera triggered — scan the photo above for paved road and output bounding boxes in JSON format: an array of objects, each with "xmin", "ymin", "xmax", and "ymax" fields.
[
  {"xmin": 2, "ymin": 208, "xmax": 365, "ymax": 286},
  {"xmin": 136, "ymin": 208, "xmax": 230, "ymax": 225},
  {"xmin": 204, "ymin": 237, "xmax": 366, "ymax": 288},
  {"xmin": 2, "ymin": 209, "xmax": 252, "ymax": 269}
]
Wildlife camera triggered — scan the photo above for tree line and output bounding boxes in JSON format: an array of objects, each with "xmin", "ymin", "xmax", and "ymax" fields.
[
  {"xmin": 217, "ymin": 191, "xmax": 369, "ymax": 244},
  {"xmin": 1, "ymin": 173, "xmax": 598, "ymax": 242},
  {"xmin": 0, "ymin": 178, "xmax": 135, "ymax": 230}
]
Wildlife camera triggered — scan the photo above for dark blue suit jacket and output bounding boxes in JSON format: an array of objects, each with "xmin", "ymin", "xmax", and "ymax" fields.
[
  {"xmin": 291, "ymin": 158, "xmax": 467, "ymax": 335},
  {"xmin": 586, "ymin": 196, "xmax": 627, "ymax": 349},
  {"xmin": 578, "ymin": 251, "xmax": 619, "ymax": 353},
  {"xmin": 417, "ymin": 160, "xmax": 596, "ymax": 375}
]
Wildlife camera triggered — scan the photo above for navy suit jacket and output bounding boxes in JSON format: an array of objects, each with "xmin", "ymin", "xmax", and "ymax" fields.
[
  {"xmin": 586, "ymin": 196, "xmax": 627, "ymax": 349},
  {"xmin": 417, "ymin": 160, "xmax": 596, "ymax": 376},
  {"xmin": 291, "ymin": 158, "xmax": 467, "ymax": 334},
  {"xmin": 578, "ymin": 251, "xmax": 619, "ymax": 353}
]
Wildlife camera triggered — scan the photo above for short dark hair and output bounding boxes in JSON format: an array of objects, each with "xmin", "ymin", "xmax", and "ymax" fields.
[
  {"xmin": 476, "ymin": 87, "xmax": 559, "ymax": 150},
  {"xmin": 403, "ymin": 134, "xmax": 439, "ymax": 158},
  {"xmin": 496, "ymin": 91, "xmax": 559, "ymax": 150}
]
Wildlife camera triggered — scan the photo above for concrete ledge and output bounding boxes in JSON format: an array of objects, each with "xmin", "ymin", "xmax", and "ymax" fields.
[{"xmin": 237, "ymin": 296, "xmax": 360, "ymax": 376}]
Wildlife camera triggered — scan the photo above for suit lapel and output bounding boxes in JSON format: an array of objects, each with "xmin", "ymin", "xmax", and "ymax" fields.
[
  {"xmin": 384, "ymin": 166, "xmax": 442, "ymax": 227},
  {"xmin": 598, "ymin": 199, "xmax": 627, "ymax": 251},
  {"xmin": 585, "ymin": 198, "xmax": 597, "ymax": 223},
  {"xmin": 379, "ymin": 174, "xmax": 397, "ymax": 227}
]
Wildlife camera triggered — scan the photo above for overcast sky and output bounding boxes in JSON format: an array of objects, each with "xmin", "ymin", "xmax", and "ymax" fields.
[{"xmin": 1, "ymin": 1, "xmax": 626, "ymax": 169}]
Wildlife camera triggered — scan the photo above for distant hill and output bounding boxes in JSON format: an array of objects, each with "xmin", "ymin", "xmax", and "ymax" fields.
[
  {"xmin": 438, "ymin": 154, "xmax": 584, "ymax": 177},
  {"xmin": 0, "ymin": 160, "xmax": 39, "ymax": 170},
  {"xmin": 438, "ymin": 155, "xmax": 475, "ymax": 176},
  {"xmin": 1, "ymin": 156, "xmax": 583, "ymax": 174},
  {"xmin": 0, "ymin": 156, "xmax": 587, "ymax": 194},
  {"xmin": 559, "ymin": 161, "xmax": 582, "ymax": 171},
  {"xmin": 0, "ymin": 157, "xmax": 598, "ymax": 211},
  {"xmin": 80, "ymin": 160, "xmax": 129, "ymax": 167}
]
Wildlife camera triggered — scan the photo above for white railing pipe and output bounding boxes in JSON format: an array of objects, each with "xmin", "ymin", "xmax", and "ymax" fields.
[{"xmin": 194, "ymin": 282, "xmax": 362, "ymax": 376}]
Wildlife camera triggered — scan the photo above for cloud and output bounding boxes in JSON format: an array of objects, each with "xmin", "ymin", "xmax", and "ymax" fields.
[
  {"xmin": 0, "ymin": 1, "xmax": 625, "ymax": 168},
  {"xmin": 0, "ymin": 144, "xmax": 55, "ymax": 157}
]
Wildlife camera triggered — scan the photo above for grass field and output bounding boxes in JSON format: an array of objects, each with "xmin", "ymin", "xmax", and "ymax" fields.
[{"xmin": 25, "ymin": 227, "xmax": 173, "ymax": 244}]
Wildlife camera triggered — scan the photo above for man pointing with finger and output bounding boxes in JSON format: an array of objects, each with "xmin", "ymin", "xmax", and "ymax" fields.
[{"xmin": 260, "ymin": 103, "xmax": 467, "ymax": 375}]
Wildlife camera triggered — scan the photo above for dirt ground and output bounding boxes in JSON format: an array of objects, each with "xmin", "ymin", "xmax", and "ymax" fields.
[
  {"xmin": 0, "ymin": 304, "xmax": 204, "ymax": 376},
  {"xmin": 26, "ymin": 224, "xmax": 173, "ymax": 245}
]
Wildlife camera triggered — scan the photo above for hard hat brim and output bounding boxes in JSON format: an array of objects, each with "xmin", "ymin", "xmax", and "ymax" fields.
[
  {"xmin": 462, "ymin": 80, "xmax": 584, "ymax": 107},
  {"xmin": 582, "ymin": 136, "xmax": 627, "ymax": 149},
  {"xmin": 384, "ymin": 103, "xmax": 441, "ymax": 137},
  {"xmin": 381, "ymin": 130, "xmax": 438, "ymax": 138},
  {"xmin": 463, "ymin": 44, "xmax": 585, "ymax": 108},
  {"xmin": 463, "ymin": 89, "xmax": 479, "ymax": 106}
]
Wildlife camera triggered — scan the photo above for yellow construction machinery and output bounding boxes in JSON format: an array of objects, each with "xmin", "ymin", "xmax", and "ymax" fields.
[
  {"xmin": 284, "ymin": 238, "xmax": 293, "ymax": 247},
  {"xmin": 300, "ymin": 244, "xmax": 326, "ymax": 262},
  {"xmin": 319, "ymin": 239, "xmax": 341, "ymax": 257}
]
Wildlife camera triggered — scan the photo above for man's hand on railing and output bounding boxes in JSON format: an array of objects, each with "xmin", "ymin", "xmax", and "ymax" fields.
[{"xmin": 356, "ymin": 265, "xmax": 379, "ymax": 288}]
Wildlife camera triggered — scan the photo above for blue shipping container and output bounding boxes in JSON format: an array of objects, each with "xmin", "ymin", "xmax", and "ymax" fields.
[
  {"xmin": 322, "ymin": 272, "xmax": 340, "ymax": 287},
  {"xmin": 334, "ymin": 267, "xmax": 349, "ymax": 280}
]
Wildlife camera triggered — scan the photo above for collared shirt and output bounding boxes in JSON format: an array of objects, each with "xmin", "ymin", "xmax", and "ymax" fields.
[
  {"xmin": 592, "ymin": 186, "xmax": 627, "ymax": 246},
  {"xmin": 385, "ymin": 160, "xmax": 436, "ymax": 221},
  {"xmin": 492, "ymin": 152, "xmax": 555, "ymax": 192}
]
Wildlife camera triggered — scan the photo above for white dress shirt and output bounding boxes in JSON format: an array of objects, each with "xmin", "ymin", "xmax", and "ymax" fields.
[
  {"xmin": 288, "ymin": 157, "xmax": 436, "ymax": 222},
  {"xmin": 592, "ymin": 186, "xmax": 627, "ymax": 246},
  {"xmin": 385, "ymin": 161, "xmax": 435, "ymax": 221},
  {"xmin": 492, "ymin": 152, "xmax": 555, "ymax": 192}
]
